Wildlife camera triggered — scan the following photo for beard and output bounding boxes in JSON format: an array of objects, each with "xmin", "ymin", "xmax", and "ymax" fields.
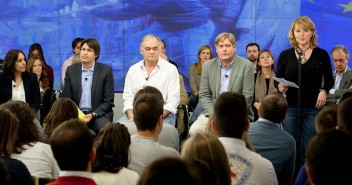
[{"xmin": 248, "ymin": 56, "xmax": 257, "ymax": 62}]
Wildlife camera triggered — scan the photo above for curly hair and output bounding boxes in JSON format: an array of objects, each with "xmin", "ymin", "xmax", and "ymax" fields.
[{"xmin": 0, "ymin": 101, "xmax": 40, "ymax": 154}]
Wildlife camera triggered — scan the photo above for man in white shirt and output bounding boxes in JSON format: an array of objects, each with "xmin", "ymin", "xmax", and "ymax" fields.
[
  {"xmin": 120, "ymin": 34, "xmax": 180, "ymax": 126},
  {"xmin": 326, "ymin": 44, "xmax": 352, "ymax": 105},
  {"xmin": 210, "ymin": 92, "xmax": 278, "ymax": 185}
]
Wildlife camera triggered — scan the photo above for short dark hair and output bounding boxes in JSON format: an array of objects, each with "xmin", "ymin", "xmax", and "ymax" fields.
[
  {"xmin": 259, "ymin": 93, "xmax": 288, "ymax": 123},
  {"xmin": 246, "ymin": 43, "xmax": 260, "ymax": 52},
  {"xmin": 93, "ymin": 123, "xmax": 131, "ymax": 173},
  {"xmin": 2, "ymin": 49, "xmax": 26, "ymax": 80},
  {"xmin": 315, "ymin": 105, "xmax": 337, "ymax": 133},
  {"xmin": 306, "ymin": 130, "xmax": 352, "ymax": 185},
  {"xmin": 81, "ymin": 38, "xmax": 100, "ymax": 60},
  {"xmin": 133, "ymin": 86, "xmax": 164, "ymax": 131},
  {"xmin": 49, "ymin": 119, "xmax": 93, "ymax": 171},
  {"xmin": 137, "ymin": 158, "xmax": 196, "ymax": 185},
  {"xmin": 337, "ymin": 96, "xmax": 352, "ymax": 134},
  {"xmin": 72, "ymin": 37, "xmax": 85, "ymax": 49},
  {"xmin": 213, "ymin": 92, "xmax": 248, "ymax": 138}
]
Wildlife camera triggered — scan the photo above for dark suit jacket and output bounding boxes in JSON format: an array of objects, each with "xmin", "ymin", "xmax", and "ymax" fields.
[
  {"xmin": 61, "ymin": 62, "xmax": 114, "ymax": 118},
  {"xmin": 326, "ymin": 69, "xmax": 352, "ymax": 105},
  {"xmin": 0, "ymin": 71, "xmax": 41, "ymax": 111}
]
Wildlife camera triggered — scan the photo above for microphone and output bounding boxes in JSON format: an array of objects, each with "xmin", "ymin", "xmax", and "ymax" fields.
[
  {"xmin": 225, "ymin": 75, "xmax": 228, "ymax": 78},
  {"xmin": 13, "ymin": 85, "xmax": 16, "ymax": 88},
  {"xmin": 145, "ymin": 77, "xmax": 149, "ymax": 81},
  {"xmin": 296, "ymin": 47, "xmax": 303, "ymax": 56},
  {"xmin": 85, "ymin": 77, "xmax": 88, "ymax": 81}
]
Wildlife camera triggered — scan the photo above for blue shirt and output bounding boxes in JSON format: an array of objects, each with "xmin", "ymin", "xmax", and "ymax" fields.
[
  {"xmin": 219, "ymin": 60, "xmax": 233, "ymax": 94},
  {"xmin": 79, "ymin": 62, "xmax": 95, "ymax": 112}
]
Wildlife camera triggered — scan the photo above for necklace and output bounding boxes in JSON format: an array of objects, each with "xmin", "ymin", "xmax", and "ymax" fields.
[{"xmin": 301, "ymin": 47, "xmax": 311, "ymax": 63}]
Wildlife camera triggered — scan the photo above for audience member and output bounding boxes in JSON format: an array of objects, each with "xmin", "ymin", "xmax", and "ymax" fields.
[
  {"xmin": 326, "ymin": 44, "xmax": 352, "ymax": 105},
  {"xmin": 61, "ymin": 38, "xmax": 115, "ymax": 134},
  {"xmin": 188, "ymin": 45, "xmax": 214, "ymax": 110},
  {"xmin": 190, "ymin": 32, "xmax": 254, "ymax": 136},
  {"xmin": 305, "ymin": 130, "xmax": 352, "ymax": 185},
  {"xmin": 0, "ymin": 108, "xmax": 34, "ymax": 185},
  {"xmin": 246, "ymin": 42, "xmax": 260, "ymax": 73},
  {"xmin": 185, "ymin": 159, "xmax": 217, "ymax": 185},
  {"xmin": 137, "ymin": 157, "xmax": 196, "ymax": 185},
  {"xmin": 128, "ymin": 86, "xmax": 180, "ymax": 175},
  {"xmin": 294, "ymin": 105, "xmax": 338, "ymax": 185},
  {"xmin": 62, "ymin": 37, "xmax": 85, "ymax": 87},
  {"xmin": 28, "ymin": 43, "xmax": 54, "ymax": 90},
  {"xmin": 1, "ymin": 101, "xmax": 59, "ymax": 179},
  {"xmin": 338, "ymin": 89, "xmax": 352, "ymax": 103},
  {"xmin": 0, "ymin": 49, "xmax": 41, "ymax": 111},
  {"xmin": 92, "ymin": 123, "xmax": 139, "ymax": 185},
  {"xmin": 315, "ymin": 105, "xmax": 337, "ymax": 133},
  {"xmin": 181, "ymin": 132, "xmax": 231, "ymax": 185},
  {"xmin": 276, "ymin": 16, "xmax": 334, "ymax": 168},
  {"xmin": 27, "ymin": 55, "xmax": 53, "ymax": 124},
  {"xmin": 248, "ymin": 93, "xmax": 295, "ymax": 185},
  {"xmin": 211, "ymin": 92, "xmax": 278, "ymax": 185},
  {"xmin": 337, "ymin": 96, "xmax": 352, "ymax": 134},
  {"xmin": 44, "ymin": 97, "xmax": 78, "ymax": 142},
  {"xmin": 121, "ymin": 34, "xmax": 180, "ymax": 126},
  {"xmin": 252, "ymin": 50, "xmax": 278, "ymax": 121},
  {"xmin": 47, "ymin": 119, "xmax": 97, "ymax": 185},
  {"xmin": 160, "ymin": 39, "xmax": 178, "ymax": 68}
]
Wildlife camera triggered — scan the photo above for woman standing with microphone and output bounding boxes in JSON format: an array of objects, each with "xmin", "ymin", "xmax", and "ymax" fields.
[{"xmin": 275, "ymin": 16, "xmax": 334, "ymax": 169}]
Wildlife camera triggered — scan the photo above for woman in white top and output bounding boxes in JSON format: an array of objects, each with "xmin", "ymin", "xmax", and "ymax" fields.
[
  {"xmin": 2, "ymin": 100, "xmax": 60, "ymax": 179},
  {"xmin": 93, "ymin": 123, "xmax": 139, "ymax": 185}
]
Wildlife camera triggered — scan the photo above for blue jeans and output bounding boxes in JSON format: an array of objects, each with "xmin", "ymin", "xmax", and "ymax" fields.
[{"xmin": 283, "ymin": 107, "xmax": 319, "ymax": 168}]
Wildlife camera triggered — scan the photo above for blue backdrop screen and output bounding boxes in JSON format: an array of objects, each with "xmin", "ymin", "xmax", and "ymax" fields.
[{"xmin": 0, "ymin": 0, "xmax": 350, "ymax": 91}]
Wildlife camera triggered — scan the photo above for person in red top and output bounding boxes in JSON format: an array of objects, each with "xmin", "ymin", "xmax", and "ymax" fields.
[{"xmin": 47, "ymin": 119, "xmax": 97, "ymax": 185}]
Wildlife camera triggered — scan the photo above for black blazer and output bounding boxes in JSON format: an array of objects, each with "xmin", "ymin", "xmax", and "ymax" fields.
[
  {"xmin": 61, "ymin": 62, "xmax": 114, "ymax": 117},
  {"xmin": 0, "ymin": 71, "xmax": 41, "ymax": 111}
]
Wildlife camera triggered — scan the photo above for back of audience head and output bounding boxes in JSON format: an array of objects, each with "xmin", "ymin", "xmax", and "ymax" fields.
[
  {"xmin": 315, "ymin": 105, "xmax": 337, "ymax": 133},
  {"xmin": 44, "ymin": 97, "xmax": 78, "ymax": 141},
  {"xmin": 0, "ymin": 109, "xmax": 19, "ymax": 157},
  {"xmin": 93, "ymin": 123, "xmax": 130, "ymax": 173},
  {"xmin": 0, "ymin": 100, "xmax": 40, "ymax": 154},
  {"xmin": 339, "ymin": 89, "xmax": 352, "ymax": 104},
  {"xmin": 137, "ymin": 157, "xmax": 196, "ymax": 185},
  {"xmin": 185, "ymin": 159, "xmax": 217, "ymax": 185},
  {"xmin": 337, "ymin": 96, "xmax": 352, "ymax": 134},
  {"xmin": 49, "ymin": 119, "xmax": 93, "ymax": 171},
  {"xmin": 181, "ymin": 132, "xmax": 231, "ymax": 185},
  {"xmin": 133, "ymin": 86, "xmax": 164, "ymax": 131},
  {"xmin": 259, "ymin": 93, "xmax": 288, "ymax": 123},
  {"xmin": 306, "ymin": 130, "xmax": 352, "ymax": 185},
  {"xmin": 213, "ymin": 92, "xmax": 248, "ymax": 138}
]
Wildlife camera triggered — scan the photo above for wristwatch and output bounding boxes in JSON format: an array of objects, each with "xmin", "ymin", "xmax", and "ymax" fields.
[{"xmin": 91, "ymin": 112, "xmax": 98, "ymax": 118}]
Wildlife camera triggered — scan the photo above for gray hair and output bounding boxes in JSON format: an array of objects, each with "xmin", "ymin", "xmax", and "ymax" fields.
[
  {"xmin": 331, "ymin": 45, "xmax": 350, "ymax": 60},
  {"xmin": 140, "ymin": 34, "xmax": 161, "ymax": 49}
]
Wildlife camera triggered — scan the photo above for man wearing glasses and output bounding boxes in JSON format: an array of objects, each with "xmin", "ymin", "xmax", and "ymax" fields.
[
  {"xmin": 189, "ymin": 32, "xmax": 254, "ymax": 136},
  {"xmin": 120, "ymin": 34, "xmax": 180, "ymax": 126}
]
